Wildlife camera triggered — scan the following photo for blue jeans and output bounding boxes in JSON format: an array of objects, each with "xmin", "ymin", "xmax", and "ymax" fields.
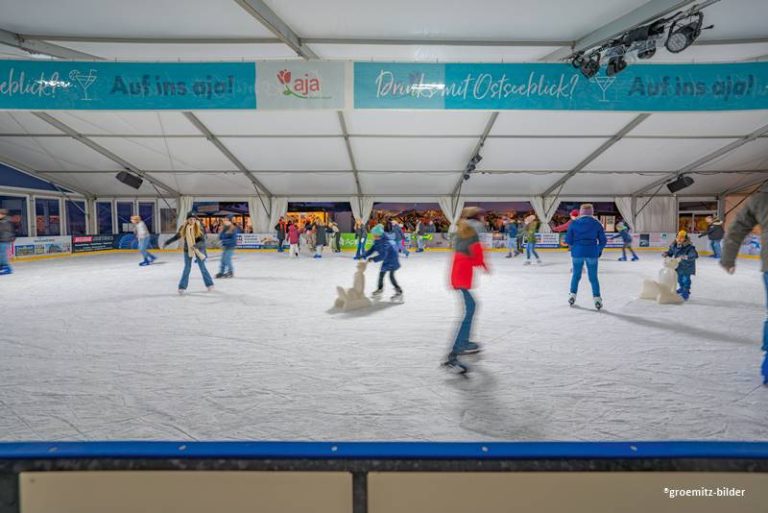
[
  {"xmin": 506, "ymin": 236, "xmax": 516, "ymax": 251},
  {"xmin": 179, "ymin": 250, "xmax": 214, "ymax": 290},
  {"xmin": 0, "ymin": 241, "xmax": 10, "ymax": 269},
  {"xmin": 677, "ymin": 272, "xmax": 692, "ymax": 294},
  {"xmin": 526, "ymin": 241, "xmax": 539, "ymax": 260},
  {"xmin": 417, "ymin": 235, "xmax": 425, "ymax": 251},
  {"xmin": 621, "ymin": 243, "xmax": 637, "ymax": 259},
  {"xmin": 220, "ymin": 247, "xmax": 234, "ymax": 274},
  {"xmin": 571, "ymin": 256, "xmax": 601, "ymax": 297},
  {"xmin": 451, "ymin": 289, "xmax": 476, "ymax": 356},
  {"xmin": 711, "ymin": 239, "xmax": 722, "ymax": 258},
  {"xmin": 138, "ymin": 238, "xmax": 155, "ymax": 262},
  {"xmin": 354, "ymin": 235, "xmax": 367, "ymax": 259}
]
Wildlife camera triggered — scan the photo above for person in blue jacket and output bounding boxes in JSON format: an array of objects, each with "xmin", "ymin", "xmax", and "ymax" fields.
[
  {"xmin": 503, "ymin": 216, "xmax": 519, "ymax": 258},
  {"xmin": 663, "ymin": 230, "xmax": 698, "ymax": 300},
  {"xmin": 363, "ymin": 223, "xmax": 403, "ymax": 301},
  {"xmin": 216, "ymin": 214, "xmax": 239, "ymax": 279},
  {"xmin": 565, "ymin": 203, "xmax": 607, "ymax": 310},
  {"xmin": 611, "ymin": 221, "xmax": 639, "ymax": 261}
]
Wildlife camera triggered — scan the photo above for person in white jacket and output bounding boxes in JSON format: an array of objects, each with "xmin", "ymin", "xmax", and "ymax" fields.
[{"xmin": 131, "ymin": 215, "xmax": 156, "ymax": 266}]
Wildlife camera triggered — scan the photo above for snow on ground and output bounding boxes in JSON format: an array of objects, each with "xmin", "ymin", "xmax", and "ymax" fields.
[{"xmin": 0, "ymin": 248, "xmax": 766, "ymax": 442}]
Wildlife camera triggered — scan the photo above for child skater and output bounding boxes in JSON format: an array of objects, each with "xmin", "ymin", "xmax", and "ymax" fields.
[
  {"xmin": 443, "ymin": 207, "xmax": 489, "ymax": 374},
  {"xmin": 216, "ymin": 214, "xmax": 239, "ymax": 278},
  {"xmin": 363, "ymin": 224, "xmax": 403, "ymax": 301},
  {"xmin": 612, "ymin": 221, "xmax": 639, "ymax": 261},
  {"xmin": 287, "ymin": 221, "xmax": 300, "ymax": 257},
  {"xmin": 663, "ymin": 230, "xmax": 698, "ymax": 300},
  {"xmin": 523, "ymin": 214, "xmax": 541, "ymax": 265},
  {"xmin": 163, "ymin": 211, "xmax": 214, "ymax": 294}
]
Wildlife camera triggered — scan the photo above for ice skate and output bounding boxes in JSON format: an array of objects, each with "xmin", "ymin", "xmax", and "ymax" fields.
[
  {"xmin": 0, "ymin": 266, "xmax": 12, "ymax": 275},
  {"xmin": 618, "ymin": 256, "xmax": 627, "ymax": 261},
  {"xmin": 442, "ymin": 357, "xmax": 469, "ymax": 375},
  {"xmin": 594, "ymin": 296, "xmax": 603, "ymax": 310},
  {"xmin": 371, "ymin": 288, "xmax": 384, "ymax": 300},
  {"xmin": 215, "ymin": 272, "xmax": 224, "ymax": 279},
  {"xmin": 568, "ymin": 293, "xmax": 576, "ymax": 306},
  {"xmin": 139, "ymin": 260, "xmax": 150, "ymax": 266},
  {"xmin": 459, "ymin": 342, "xmax": 481, "ymax": 355},
  {"xmin": 391, "ymin": 290, "xmax": 404, "ymax": 303},
  {"xmin": 177, "ymin": 289, "xmax": 185, "ymax": 295},
  {"xmin": 505, "ymin": 253, "xmax": 512, "ymax": 258},
  {"xmin": 224, "ymin": 272, "xmax": 233, "ymax": 278},
  {"xmin": 631, "ymin": 255, "xmax": 639, "ymax": 261}
]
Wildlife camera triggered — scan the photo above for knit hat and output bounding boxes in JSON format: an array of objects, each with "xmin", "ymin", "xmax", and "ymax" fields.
[
  {"xmin": 570, "ymin": 209, "xmax": 579, "ymax": 218},
  {"xmin": 579, "ymin": 203, "xmax": 594, "ymax": 216},
  {"xmin": 370, "ymin": 224, "xmax": 385, "ymax": 237},
  {"xmin": 186, "ymin": 211, "xmax": 197, "ymax": 219},
  {"xmin": 461, "ymin": 206, "xmax": 482, "ymax": 220},
  {"xmin": 677, "ymin": 230, "xmax": 688, "ymax": 239}
]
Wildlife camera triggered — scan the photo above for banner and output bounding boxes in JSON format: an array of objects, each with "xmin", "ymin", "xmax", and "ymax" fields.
[
  {"xmin": 236, "ymin": 233, "xmax": 285, "ymax": 249},
  {"xmin": 72, "ymin": 234, "xmax": 160, "ymax": 253},
  {"xmin": 354, "ymin": 61, "xmax": 768, "ymax": 111},
  {"xmin": 0, "ymin": 61, "xmax": 256, "ymax": 110},
  {"xmin": 12, "ymin": 236, "xmax": 71, "ymax": 258},
  {"xmin": 257, "ymin": 61, "xmax": 346, "ymax": 110}
]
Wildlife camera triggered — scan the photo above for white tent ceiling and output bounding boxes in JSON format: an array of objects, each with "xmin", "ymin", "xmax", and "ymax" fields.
[{"xmin": 0, "ymin": 0, "xmax": 766, "ymax": 199}]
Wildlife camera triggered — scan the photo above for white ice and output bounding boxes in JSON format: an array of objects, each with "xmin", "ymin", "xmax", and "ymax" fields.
[{"xmin": 1, "ymin": 249, "xmax": 766, "ymax": 441}]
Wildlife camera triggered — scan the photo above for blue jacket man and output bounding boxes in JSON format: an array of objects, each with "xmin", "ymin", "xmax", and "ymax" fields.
[{"xmin": 565, "ymin": 204, "xmax": 607, "ymax": 309}]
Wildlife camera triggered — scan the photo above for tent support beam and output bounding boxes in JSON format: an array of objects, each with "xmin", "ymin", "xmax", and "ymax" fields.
[
  {"xmin": 233, "ymin": 0, "xmax": 317, "ymax": 59},
  {"xmin": 0, "ymin": 27, "xmax": 102, "ymax": 60},
  {"xmin": 337, "ymin": 111, "xmax": 363, "ymax": 197},
  {"xmin": 451, "ymin": 112, "xmax": 499, "ymax": 202}
]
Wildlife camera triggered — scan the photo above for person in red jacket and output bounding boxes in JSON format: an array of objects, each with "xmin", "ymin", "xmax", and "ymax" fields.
[
  {"xmin": 552, "ymin": 209, "xmax": 579, "ymax": 233},
  {"xmin": 287, "ymin": 221, "xmax": 301, "ymax": 257},
  {"xmin": 443, "ymin": 207, "xmax": 490, "ymax": 374}
]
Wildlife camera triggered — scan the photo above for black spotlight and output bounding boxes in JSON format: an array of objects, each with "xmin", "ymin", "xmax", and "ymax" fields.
[
  {"xmin": 665, "ymin": 12, "xmax": 704, "ymax": 53},
  {"xmin": 470, "ymin": 154, "xmax": 483, "ymax": 165},
  {"xmin": 579, "ymin": 53, "xmax": 601, "ymax": 79},
  {"xmin": 463, "ymin": 173, "xmax": 471, "ymax": 181},
  {"xmin": 606, "ymin": 55, "xmax": 627, "ymax": 76},
  {"xmin": 666, "ymin": 175, "xmax": 695, "ymax": 193}
]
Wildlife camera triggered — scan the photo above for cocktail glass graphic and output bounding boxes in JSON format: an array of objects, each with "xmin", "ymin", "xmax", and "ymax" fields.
[
  {"xmin": 69, "ymin": 69, "xmax": 98, "ymax": 101},
  {"xmin": 591, "ymin": 76, "xmax": 616, "ymax": 102}
]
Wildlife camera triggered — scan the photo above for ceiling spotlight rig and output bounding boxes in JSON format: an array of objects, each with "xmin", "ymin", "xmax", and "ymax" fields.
[
  {"xmin": 570, "ymin": 6, "xmax": 714, "ymax": 79},
  {"xmin": 463, "ymin": 153, "xmax": 483, "ymax": 181}
]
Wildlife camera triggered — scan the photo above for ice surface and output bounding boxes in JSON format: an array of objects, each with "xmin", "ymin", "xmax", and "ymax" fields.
[{"xmin": 0, "ymin": 249, "xmax": 766, "ymax": 441}]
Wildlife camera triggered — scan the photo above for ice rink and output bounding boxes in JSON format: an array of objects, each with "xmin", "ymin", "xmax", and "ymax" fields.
[{"xmin": 1, "ymin": 248, "xmax": 766, "ymax": 441}]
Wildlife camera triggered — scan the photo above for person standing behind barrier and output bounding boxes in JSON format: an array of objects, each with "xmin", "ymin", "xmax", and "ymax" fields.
[
  {"xmin": 566, "ymin": 204, "xmax": 607, "ymax": 310},
  {"xmin": 163, "ymin": 211, "xmax": 214, "ymax": 294},
  {"xmin": 131, "ymin": 215, "xmax": 157, "ymax": 267},
  {"xmin": 699, "ymin": 216, "xmax": 724, "ymax": 259},
  {"xmin": 275, "ymin": 217, "xmax": 287, "ymax": 253},
  {"xmin": 523, "ymin": 214, "xmax": 541, "ymax": 265},
  {"xmin": 0, "ymin": 209, "xmax": 15, "ymax": 275},
  {"xmin": 354, "ymin": 219, "xmax": 367, "ymax": 260}
]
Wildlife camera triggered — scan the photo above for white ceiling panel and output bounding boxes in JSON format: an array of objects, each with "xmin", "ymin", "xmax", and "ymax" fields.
[
  {"xmin": 359, "ymin": 172, "xmax": 455, "ymax": 195},
  {"xmin": 151, "ymin": 172, "xmax": 255, "ymax": 195},
  {"xmin": 346, "ymin": 111, "xmax": 490, "ymax": 136},
  {"xmin": 352, "ymin": 137, "xmax": 475, "ymax": 171},
  {"xmin": 685, "ymin": 172, "xmax": 768, "ymax": 195},
  {"xmin": 311, "ymin": 44, "xmax": 553, "ymax": 62},
  {"xmin": 0, "ymin": 136, "xmax": 123, "ymax": 171},
  {"xmin": 0, "ymin": 113, "xmax": 64, "ymax": 134},
  {"xmin": 0, "ymin": 0, "xmax": 274, "ymax": 38},
  {"xmin": 53, "ymin": 112, "xmax": 199, "ymax": 136},
  {"xmin": 90, "ymin": 137, "xmax": 237, "ymax": 171},
  {"xmin": 38, "ymin": 172, "xmax": 157, "ymax": 196},
  {"xmin": 58, "ymin": 42, "xmax": 297, "ymax": 61},
  {"xmin": 194, "ymin": 111, "xmax": 341, "ymax": 136},
  {"xmin": 491, "ymin": 111, "xmax": 638, "ymax": 136},
  {"xmin": 696, "ymin": 139, "xmax": 768, "ymax": 171},
  {"xmin": 631, "ymin": 111, "xmax": 768, "ymax": 137},
  {"xmin": 694, "ymin": 0, "xmax": 768, "ymax": 41},
  {"xmin": 254, "ymin": 172, "xmax": 357, "ymax": 195},
  {"xmin": 560, "ymin": 173, "xmax": 662, "ymax": 195},
  {"xmin": 479, "ymin": 138, "xmax": 606, "ymax": 171},
  {"xmin": 585, "ymin": 138, "xmax": 737, "ymax": 172},
  {"xmin": 223, "ymin": 137, "xmax": 350, "ymax": 171},
  {"xmin": 460, "ymin": 173, "xmax": 564, "ymax": 195}
]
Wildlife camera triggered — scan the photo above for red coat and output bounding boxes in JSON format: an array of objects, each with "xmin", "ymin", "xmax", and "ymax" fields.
[
  {"xmin": 552, "ymin": 219, "xmax": 573, "ymax": 233},
  {"xmin": 450, "ymin": 240, "xmax": 487, "ymax": 290},
  {"xmin": 287, "ymin": 225, "xmax": 300, "ymax": 244}
]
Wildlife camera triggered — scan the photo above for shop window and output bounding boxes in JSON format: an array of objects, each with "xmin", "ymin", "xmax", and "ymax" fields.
[
  {"xmin": 66, "ymin": 200, "xmax": 87, "ymax": 235},
  {"xmin": 35, "ymin": 198, "xmax": 60, "ymax": 236},
  {"xmin": 0, "ymin": 195, "xmax": 28, "ymax": 237},
  {"xmin": 97, "ymin": 202, "xmax": 113, "ymax": 234}
]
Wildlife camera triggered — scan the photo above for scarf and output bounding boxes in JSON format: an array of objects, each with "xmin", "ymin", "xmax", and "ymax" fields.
[{"xmin": 183, "ymin": 222, "xmax": 205, "ymax": 260}]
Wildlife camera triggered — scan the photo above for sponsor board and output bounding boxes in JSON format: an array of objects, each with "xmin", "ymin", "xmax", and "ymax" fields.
[{"xmin": 12, "ymin": 236, "xmax": 71, "ymax": 258}]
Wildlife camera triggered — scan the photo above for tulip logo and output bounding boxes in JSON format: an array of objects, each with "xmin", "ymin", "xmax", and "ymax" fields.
[{"xmin": 276, "ymin": 69, "xmax": 330, "ymax": 100}]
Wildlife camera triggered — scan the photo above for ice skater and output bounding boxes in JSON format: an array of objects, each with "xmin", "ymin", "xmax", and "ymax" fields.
[
  {"xmin": 392, "ymin": 219, "xmax": 409, "ymax": 258},
  {"xmin": 662, "ymin": 230, "xmax": 698, "ymax": 301},
  {"xmin": 216, "ymin": 214, "xmax": 239, "ymax": 278},
  {"xmin": 415, "ymin": 219, "xmax": 426, "ymax": 252},
  {"xmin": 313, "ymin": 220, "xmax": 328, "ymax": 259},
  {"xmin": 0, "ymin": 209, "xmax": 15, "ymax": 275},
  {"xmin": 163, "ymin": 211, "xmax": 214, "ymax": 294},
  {"xmin": 523, "ymin": 214, "xmax": 541, "ymax": 265},
  {"xmin": 552, "ymin": 209, "xmax": 579, "ymax": 233},
  {"xmin": 721, "ymin": 184, "xmax": 768, "ymax": 384},
  {"xmin": 566, "ymin": 204, "xmax": 606, "ymax": 310},
  {"xmin": 443, "ymin": 207, "xmax": 489, "ymax": 374},
  {"xmin": 503, "ymin": 216, "xmax": 519, "ymax": 258},
  {"xmin": 612, "ymin": 221, "xmax": 638, "ymax": 261},
  {"xmin": 131, "ymin": 215, "xmax": 157, "ymax": 266},
  {"xmin": 330, "ymin": 221, "xmax": 341, "ymax": 253},
  {"xmin": 353, "ymin": 220, "xmax": 367, "ymax": 260},
  {"xmin": 699, "ymin": 216, "xmax": 724, "ymax": 259},
  {"xmin": 287, "ymin": 221, "xmax": 300, "ymax": 257},
  {"xmin": 363, "ymin": 224, "xmax": 403, "ymax": 301},
  {"xmin": 275, "ymin": 217, "xmax": 287, "ymax": 253}
]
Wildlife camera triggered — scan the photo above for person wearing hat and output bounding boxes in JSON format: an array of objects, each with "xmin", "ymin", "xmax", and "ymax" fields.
[
  {"xmin": 444, "ymin": 207, "xmax": 489, "ymax": 374},
  {"xmin": 163, "ymin": 211, "xmax": 214, "ymax": 293},
  {"xmin": 698, "ymin": 216, "xmax": 724, "ymax": 259},
  {"xmin": 565, "ymin": 204, "xmax": 607, "ymax": 309},
  {"xmin": 363, "ymin": 223, "xmax": 402, "ymax": 300},
  {"xmin": 0, "ymin": 208, "xmax": 15, "ymax": 275},
  {"xmin": 217, "ymin": 214, "xmax": 239, "ymax": 278},
  {"xmin": 553, "ymin": 209, "xmax": 580, "ymax": 233},
  {"xmin": 523, "ymin": 214, "xmax": 541, "ymax": 265},
  {"xmin": 610, "ymin": 221, "xmax": 639, "ymax": 261},
  {"xmin": 131, "ymin": 215, "xmax": 156, "ymax": 267},
  {"xmin": 663, "ymin": 230, "xmax": 698, "ymax": 301}
]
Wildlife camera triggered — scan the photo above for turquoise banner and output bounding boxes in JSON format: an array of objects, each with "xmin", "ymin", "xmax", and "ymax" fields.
[
  {"xmin": 0, "ymin": 61, "xmax": 256, "ymax": 110},
  {"xmin": 354, "ymin": 61, "xmax": 768, "ymax": 111}
]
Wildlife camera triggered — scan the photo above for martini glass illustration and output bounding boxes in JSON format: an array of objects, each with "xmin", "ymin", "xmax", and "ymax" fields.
[
  {"xmin": 591, "ymin": 75, "xmax": 616, "ymax": 102},
  {"xmin": 69, "ymin": 69, "xmax": 98, "ymax": 101}
]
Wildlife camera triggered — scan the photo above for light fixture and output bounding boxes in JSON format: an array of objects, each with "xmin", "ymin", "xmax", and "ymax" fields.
[
  {"xmin": 666, "ymin": 174, "xmax": 695, "ymax": 193},
  {"xmin": 470, "ymin": 154, "xmax": 483, "ymax": 165},
  {"xmin": 606, "ymin": 55, "xmax": 627, "ymax": 76},
  {"xmin": 665, "ymin": 12, "xmax": 705, "ymax": 53},
  {"xmin": 576, "ymin": 53, "xmax": 600, "ymax": 79}
]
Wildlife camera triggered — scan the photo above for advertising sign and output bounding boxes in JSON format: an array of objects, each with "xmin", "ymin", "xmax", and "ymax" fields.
[
  {"xmin": 12, "ymin": 236, "xmax": 71, "ymax": 258},
  {"xmin": 257, "ymin": 61, "xmax": 346, "ymax": 110}
]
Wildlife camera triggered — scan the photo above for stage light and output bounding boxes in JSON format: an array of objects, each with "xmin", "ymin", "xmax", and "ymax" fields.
[
  {"xmin": 666, "ymin": 175, "xmax": 695, "ymax": 193},
  {"xmin": 463, "ymin": 173, "xmax": 471, "ymax": 181},
  {"xmin": 666, "ymin": 12, "xmax": 705, "ymax": 53},
  {"xmin": 470, "ymin": 154, "xmax": 483, "ymax": 165},
  {"xmin": 578, "ymin": 53, "xmax": 600, "ymax": 79},
  {"xmin": 606, "ymin": 56, "xmax": 627, "ymax": 76}
]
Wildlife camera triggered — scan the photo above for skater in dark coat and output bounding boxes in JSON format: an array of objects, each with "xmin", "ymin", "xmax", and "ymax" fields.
[
  {"xmin": 503, "ymin": 217, "xmax": 519, "ymax": 258},
  {"xmin": 565, "ymin": 204, "xmax": 607, "ymax": 309},
  {"xmin": 313, "ymin": 220, "xmax": 328, "ymax": 258},
  {"xmin": 663, "ymin": 230, "xmax": 698, "ymax": 301},
  {"xmin": 275, "ymin": 217, "xmax": 287, "ymax": 253},
  {"xmin": 444, "ymin": 207, "xmax": 489, "ymax": 374},
  {"xmin": 0, "ymin": 209, "xmax": 15, "ymax": 275},
  {"xmin": 163, "ymin": 211, "xmax": 214, "ymax": 293},
  {"xmin": 698, "ymin": 216, "xmax": 724, "ymax": 259},
  {"xmin": 363, "ymin": 224, "xmax": 402, "ymax": 300},
  {"xmin": 217, "ymin": 214, "xmax": 239, "ymax": 278},
  {"xmin": 611, "ymin": 221, "xmax": 638, "ymax": 261}
]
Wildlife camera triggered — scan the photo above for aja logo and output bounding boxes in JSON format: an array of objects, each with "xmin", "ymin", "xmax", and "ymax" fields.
[{"xmin": 276, "ymin": 69, "xmax": 330, "ymax": 100}]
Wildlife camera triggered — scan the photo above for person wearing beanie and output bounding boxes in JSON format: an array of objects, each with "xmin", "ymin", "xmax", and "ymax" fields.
[
  {"xmin": 552, "ymin": 209, "xmax": 580, "ymax": 233},
  {"xmin": 163, "ymin": 211, "xmax": 214, "ymax": 293},
  {"xmin": 610, "ymin": 221, "xmax": 639, "ymax": 261},
  {"xmin": 663, "ymin": 230, "xmax": 698, "ymax": 301},
  {"xmin": 0, "ymin": 208, "xmax": 15, "ymax": 275},
  {"xmin": 523, "ymin": 214, "xmax": 541, "ymax": 265},
  {"xmin": 216, "ymin": 214, "xmax": 239, "ymax": 278},
  {"xmin": 565, "ymin": 203, "xmax": 607, "ymax": 309},
  {"xmin": 443, "ymin": 207, "xmax": 490, "ymax": 374},
  {"xmin": 131, "ymin": 215, "xmax": 156, "ymax": 267},
  {"xmin": 363, "ymin": 223, "xmax": 402, "ymax": 300},
  {"xmin": 503, "ymin": 216, "xmax": 520, "ymax": 258},
  {"xmin": 698, "ymin": 216, "xmax": 724, "ymax": 259}
]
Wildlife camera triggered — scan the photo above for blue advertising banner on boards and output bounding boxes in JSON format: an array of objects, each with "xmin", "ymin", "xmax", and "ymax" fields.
[
  {"xmin": 354, "ymin": 61, "xmax": 768, "ymax": 111},
  {"xmin": 0, "ymin": 61, "xmax": 256, "ymax": 110}
]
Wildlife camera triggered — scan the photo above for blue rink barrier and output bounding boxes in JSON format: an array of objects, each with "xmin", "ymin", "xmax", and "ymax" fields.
[{"xmin": 1, "ymin": 441, "xmax": 767, "ymax": 460}]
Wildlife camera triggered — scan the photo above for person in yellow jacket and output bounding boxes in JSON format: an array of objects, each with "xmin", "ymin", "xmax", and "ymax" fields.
[{"xmin": 163, "ymin": 211, "xmax": 214, "ymax": 294}]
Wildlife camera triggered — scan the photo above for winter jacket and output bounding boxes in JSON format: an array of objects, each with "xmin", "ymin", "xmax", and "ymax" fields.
[
  {"xmin": 275, "ymin": 221, "xmax": 287, "ymax": 239},
  {"xmin": 664, "ymin": 240, "xmax": 698, "ymax": 275},
  {"xmin": 552, "ymin": 219, "xmax": 573, "ymax": 233},
  {"xmin": 426, "ymin": 223, "xmax": 436, "ymax": 234},
  {"xmin": 392, "ymin": 224, "xmax": 404, "ymax": 242},
  {"xmin": 287, "ymin": 225, "xmax": 300, "ymax": 244},
  {"xmin": 219, "ymin": 225, "xmax": 239, "ymax": 249},
  {"xmin": 363, "ymin": 234, "xmax": 400, "ymax": 272},
  {"xmin": 355, "ymin": 225, "xmax": 367, "ymax": 239},
  {"xmin": 450, "ymin": 221, "xmax": 487, "ymax": 290},
  {"xmin": 610, "ymin": 227, "xmax": 632, "ymax": 244},
  {"xmin": 698, "ymin": 221, "xmax": 724, "ymax": 241},
  {"xmin": 315, "ymin": 225, "xmax": 328, "ymax": 246},
  {"xmin": 504, "ymin": 222, "xmax": 518, "ymax": 238},
  {"xmin": 565, "ymin": 216, "xmax": 607, "ymax": 258},
  {"xmin": 417, "ymin": 222, "xmax": 426, "ymax": 236},
  {"xmin": 723, "ymin": 186, "xmax": 768, "ymax": 272},
  {"xmin": 164, "ymin": 221, "xmax": 206, "ymax": 252},
  {"xmin": 134, "ymin": 221, "xmax": 150, "ymax": 241},
  {"xmin": 0, "ymin": 217, "xmax": 15, "ymax": 243},
  {"xmin": 523, "ymin": 220, "xmax": 539, "ymax": 243}
]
